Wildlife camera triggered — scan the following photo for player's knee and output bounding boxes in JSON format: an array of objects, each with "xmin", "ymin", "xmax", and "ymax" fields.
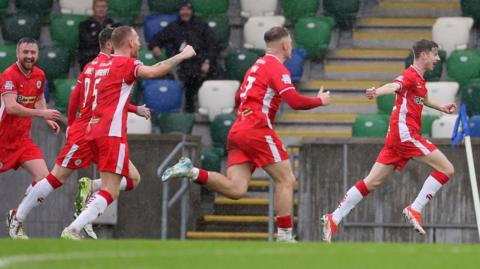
[
  {"xmin": 228, "ymin": 183, "xmax": 248, "ymax": 200},
  {"xmin": 442, "ymin": 163, "xmax": 455, "ymax": 179},
  {"xmin": 132, "ymin": 175, "xmax": 141, "ymax": 188}
]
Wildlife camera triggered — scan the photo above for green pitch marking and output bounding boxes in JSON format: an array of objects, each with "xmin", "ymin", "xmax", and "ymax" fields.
[{"xmin": 0, "ymin": 240, "xmax": 479, "ymax": 269}]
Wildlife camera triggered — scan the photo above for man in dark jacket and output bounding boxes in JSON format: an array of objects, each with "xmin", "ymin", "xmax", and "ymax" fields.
[
  {"xmin": 78, "ymin": 0, "xmax": 117, "ymax": 70},
  {"xmin": 149, "ymin": 0, "xmax": 219, "ymax": 113}
]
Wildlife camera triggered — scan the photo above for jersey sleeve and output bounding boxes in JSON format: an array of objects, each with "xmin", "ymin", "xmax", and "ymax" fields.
[
  {"xmin": 125, "ymin": 58, "xmax": 144, "ymax": 84},
  {"xmin": 0, "ymin": 71, "xmax": 17, "ymax": 95},
  {"xmin": 268, "ymin": 65, "xmax": 296, "ymax": 95},
  {"xmin": 392, "ymin": 72, "xmax": 413, "ymax": 95}
]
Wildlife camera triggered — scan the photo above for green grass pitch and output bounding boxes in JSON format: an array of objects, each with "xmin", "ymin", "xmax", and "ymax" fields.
[{"xmin": 0, "ymin": 239, "xmax": 479, "ymax": 269}]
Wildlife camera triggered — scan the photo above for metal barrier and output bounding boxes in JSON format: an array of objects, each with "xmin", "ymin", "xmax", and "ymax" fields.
[{"xmin": 156, "ymin": 135, "xmax": 198, "ymax": 240}]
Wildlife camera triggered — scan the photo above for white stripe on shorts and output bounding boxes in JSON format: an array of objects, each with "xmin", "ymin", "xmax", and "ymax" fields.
[
  {"xmin": 265, "ymin": 135, "xmax": 281, "ymax": 162},
  {"xmin": 61, "ymin": 144, "xmax": 79, "ymax": 167},
  {"xmin": 411, "ymin": 138, "xmax": 431, "ymax": 155},
  {"xmin": 116, "ymin": 143, "xmax": 126, "ymax": 174}
]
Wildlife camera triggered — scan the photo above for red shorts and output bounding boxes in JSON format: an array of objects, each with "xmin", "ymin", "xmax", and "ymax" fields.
[
  {"xmin": 377, "ymin": 134, "xmax": 438, "ymax": 171},
  {"xmin": 227, "ymin": 128, "xmax": 289, "ymax": 170},
  {"xmin": 90, "ymin": 136, "xmax": 129, "ymax": 177},
  {"xmin": 55, "ymin": 126, "xmax": 95, "ymax": 169},
  {"xmin": 0, "ymin": 139, "xmax": 44, "ymax": 172}
]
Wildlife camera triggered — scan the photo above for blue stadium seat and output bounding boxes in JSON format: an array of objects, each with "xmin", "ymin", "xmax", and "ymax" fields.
[
  {"xmin": 284, "ymin": 48, "xmax": 307, "ymax": 83},
  {"xmin": 142, "ymin": 80, "xmax": 182, "ymax": 116},
  {"xmin": 143, "ymin": 14, "xmax": 177, "ymax": 44},
  {"xmin": 469, "ymin": 115, "xmax": 480, "ymax": 137},
  {"xmin": 44, "ymin": 80, "xmax": 50, "ymax": 103}
]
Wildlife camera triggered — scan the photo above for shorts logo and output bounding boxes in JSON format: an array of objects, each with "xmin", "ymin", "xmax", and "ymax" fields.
[
  {"xmin": 4, "ymin": 80, "xmax": 13, "ymax": 91},
  {"xmin": 0, "ymin": 162, "xmax": 3, "ymax": 169},
  {"xmin": 281, "ymin": 74, "xmax": 291, "ymax": 84},
  {"xmin": 74, "ymin": 159, "xmax": 82, "ymax": 166},
  {"xmin": 36, "ymin": 81, "xmax": 42, "ymax": 89},
  {"xmin": 414, "ymin": 96, "xmax": 424, "ymax": 105}
]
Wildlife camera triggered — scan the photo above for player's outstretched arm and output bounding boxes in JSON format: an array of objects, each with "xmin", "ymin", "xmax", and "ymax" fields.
[
  {"xmin": 366, "ymin": 83, "xmax": 400, "ymax": 99},
  {"xmin": 137, "ymin": 45, "xmax": 197, "ymax": 79},
  {"xmin": 282, "ymin": 86, "xmax": 331, "ymax": 110},
  {"xmin": 2, "ymin": 93, "xmax": 61, "ymax": 121},
  {"xmin": 424, "ymin": 93, "xmax": 457, "ymax": 114}
]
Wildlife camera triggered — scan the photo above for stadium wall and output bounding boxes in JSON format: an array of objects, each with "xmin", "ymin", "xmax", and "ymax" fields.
[{"xmin": 299, "ymin": 138, "xmax": 480, "ymax": 243}]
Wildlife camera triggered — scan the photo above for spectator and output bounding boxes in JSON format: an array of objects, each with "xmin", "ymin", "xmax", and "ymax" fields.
[
  {"xmin": 149, "ymin": 0, "xmax": 219, "ymax": 113},
  {"xmin": 78, "ymin": 0, "xmax": 117, "ymax": 70}
]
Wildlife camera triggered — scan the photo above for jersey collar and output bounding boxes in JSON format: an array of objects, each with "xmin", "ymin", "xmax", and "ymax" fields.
[
  {"xmin": 15, "ymin": 62, "xmax": 33, "ymax": 79},
  {"xmin": 265, "ymin": 53, "xmax": 283, "ymax": 64},
  {"xmin": 410, "ymin": 65, "xmax": 425, "ymax": 80}
]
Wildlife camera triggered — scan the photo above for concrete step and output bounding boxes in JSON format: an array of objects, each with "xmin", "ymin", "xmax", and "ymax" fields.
[
  {"xmin": 279, "ymin": 113, "xmax": 358, "ymax": 125},
  {"xmin": 372, "ymin": 1, "xmax": 461, "ymax": 18},
  {"xmin": 353, "ymin": 29, "xmax": 432, "ymax": 49},
  {"xmin": 356, "ymin": 17, "xmax": 436, "ymax": 29},
  {"xmin": 324, "ymin": 60, "xmax": 404, "ymax": 81},
  {"xmin": 299, "ymin": 80, "xmax": 385, "ymax": 92},
  {"xmin": 186, "ymin": 231, "xmax": 268, "ymax": 240},
  {"xmin": 282, "ymin": 97, "xmax": 377, "ymax": 114},
  {"xmin": 328, "ymin": 49, "xmax": 410, "ymax": 61}
]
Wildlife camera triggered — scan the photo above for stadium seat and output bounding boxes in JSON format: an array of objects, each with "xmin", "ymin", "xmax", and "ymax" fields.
[
  {"xmin": 432, "ymin": 114, "xmax": 458, "ymax": 138},
  {"xmin": 423, "ymin": 82, "xmax": 459, "ymax": 116},
  {"xmin": 38, "ymin": 46, "xmax": 71, "ymax": 81},
  {"xmin": 60, "ymin": 0, "xmax": 93, "ymax": 15},
  {"xmin": 294, "ymin": 17, "xmax": 332, "ymax": 60},
  {"xmin": 0, "ymin": 0, "xmax": 8, "ymax": 15},
  {"xmin": 1, "ymin": 13, "xmax": 41, "ymax": 43},
  {"xmin": 225, "ymin": 49, "xmax": 259, "ymax": 82},
  {"xmin": 244, "ymin": 16, "xmax": 285, "ymax": 50},
  {"xmin": 201, "ymin": 146, "xmax": 223, "ymax": 172},
  {"xmin": 0, "ymin": 45, "xmax": 17, "ymax": 72},
  {"xmin": 44, "ymin": 80, "xmax": 50, "ymax": 103},
  {"xmin": 127, "ymin": 113, "xmax": 152, "ymax": 134},
  {"xmin": 50, "ymin": 14, "xmax": 87, "ymax": 50},
  {"xmin": 192, "ymin": 0, "xmax": 229, "ymax": 17},
  {"xmin": 323, "ymin": 0, "xmax": 359, "ymax": 28},
  {"xmin": 108, "ymin": 0, "xmax": 142, "ymax": 17},
  {"xmin": 198, "ymin": 80, "xmax": 240, "ymax": 122},
  {"xmin": 143, "ymin": 14, "xmax": 178, "ymax": 45},
  {"xmin": 138, "ymin": 48, "xmax": 165, "ymax": 66},
  {"xmin": 352, "ymin": 114, "xmax": 389, "ymax": 137},
  {"xmin": 205, "ymin": 15, "xmax": 230, "ymax": 50},
  {"xmin": 157, "ymin": 113, "xmax": 195, "ymax": 134},
  {"xmin": 284, "ymin": 48, "xmax": 307, "ymax": 83},
  {"xmin": 240, "ymin": 0, "xmax": 277, "ymax": 18},
  {"xmin": 14, "ymin": 0, "xmax": 53, "ymax": 15},
  {"xmin": 142, "ymin": 80, "xmax": 182, "ymax": 116},
  {"xmin": 469, "ymin": 115, "xmax": 480, "ymax": 137},
  {"xmin": 281, "ymin": 0, "xmax": 318, "ymax": 23},
  {"xmin": 460, "ymin": 79, "xmax": 480, "ymax": 116},
  {"xmin": 420, "ymin": 115, "xmax": 439, "ymax": 137},
  {"xmin": 376, "ymin": 94, "xmax": 396, "ymax": 114},
  {"xmin": 52, "ymin": 78, "xmax": 76, "ymax": 114},
  {"xmin": 210, "ymin": 113, "xmax": 237, "ymax": 149},
  {"xmin": 148, "ymin": 0, "xmax": 179, "ymax": 14},
  {"xmin": 461, "ymin": 0, "xmax": 480, "ymax": 24},
  {"xmin": 405, "ymin": 50, "xmax": 446, "ymax": 81},
  {"xmin": 447, "ymin": 49, "xmax": 480, "ymax": 86},
  {"xmin": 433, "ymin": 17, "xmax": 474, "ymax": 57}
]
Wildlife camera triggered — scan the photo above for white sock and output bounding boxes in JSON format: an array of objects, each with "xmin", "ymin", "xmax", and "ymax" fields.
[
  {"xmin": 332, "ymin": 184, "xmax": 365, "ymax": 224},
  {"xmin": 91, "ymin": 178, "xmax": 102, "ymax": 193},
  {"xmin": 69, "ymin": 191, "xmax": 111, "ymax": 232},
  {"xmin": 191, "ymin": 167, "xmax": 200, "ymax": 179},
  {"xmin": 91, "ymin": 177, "xmax": 129, "ymax": 193},
  {"xmin": 16, "ymin": 176, "xmax": 60, "ymax": 222},
  {"xmin": 277, "ymin": 228, "xmax": 293, "ymax": 239},
  {"xmin": 411, "ymin": 175, "xmax": 443, "ymax": 212}
]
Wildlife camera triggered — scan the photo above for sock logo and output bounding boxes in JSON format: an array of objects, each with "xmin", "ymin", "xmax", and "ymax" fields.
[
  {"xmin": 426, "ymin": 194, "xmax": 433, "ymax": 200},
  {"xmin": 37, "ymin": 197, "xmax": 45, "ymax": 203},
  {"xmin": 337, "ymin": 194, "xmax": 348, "ymax": 208}
]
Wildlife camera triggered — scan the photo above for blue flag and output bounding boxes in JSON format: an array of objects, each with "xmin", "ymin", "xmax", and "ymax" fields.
[{"xmin": 452, "ymin": 104, "xmax": 470, "ymax": 147}]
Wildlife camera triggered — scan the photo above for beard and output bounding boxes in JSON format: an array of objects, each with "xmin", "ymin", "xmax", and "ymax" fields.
[{"xmin": 19, "ymin": 58, "xmax": 36, "ymax": 71}]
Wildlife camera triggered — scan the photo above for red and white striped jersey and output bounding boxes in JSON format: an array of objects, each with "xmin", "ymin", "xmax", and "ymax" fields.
[
  {"xmin": 72, "ymin": 52, "xmax": 111, "ymax": 126},
  {"xmin": 0, "ymin": 63, "xmax": 45, "ymax": 149},
  {"xmin": 87, "ymin": 55, "xmax": 142, "ymax": 139},
  {"xmin": 231, "ymin": 54, "xmax": 295, "ymax": 132},
  {"xmin": 386, "ymin": 65, "xmax": 427, "ymax": 146}
]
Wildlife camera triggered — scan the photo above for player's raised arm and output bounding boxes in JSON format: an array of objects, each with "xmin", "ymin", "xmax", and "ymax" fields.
[
  {"xmin": 282, "ymin": 86, "xmax": 331, "ymax": 110},
  {"xmin": 366, "ymin": 83, "xmax": 401, "ymax": 99},
  {"xmin": 423, "ymin": 93, "xmax": 457, "ymax": 114},
  {"xmin": 136, "ymin": 45, "xmax": 196, "ymax": 79}
]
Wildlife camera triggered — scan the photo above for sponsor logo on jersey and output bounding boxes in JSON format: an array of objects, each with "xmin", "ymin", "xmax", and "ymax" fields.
[
  {"xmin": 36, "ymin": 81, "xmax": 42, "ymax": 89},
  {"xmin": 16, "ymin": 95, "xmax": 36, "ymax": 105},
  {"xmin": 281, "ymin": 74, "xmax": 291, "ymax": 84},
  {"xmin": 414, "ymin": 96, "xmax": 424, "ymax": 105},
  {"xmin": 4, "ymin": 80, "xmax": 14, "ymax": 91}
]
